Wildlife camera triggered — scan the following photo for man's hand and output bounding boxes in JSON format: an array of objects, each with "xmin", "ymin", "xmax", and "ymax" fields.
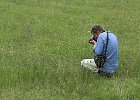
[{"xmin": 89, "ymin": 40, "xmax": 96, "ymax": 45}]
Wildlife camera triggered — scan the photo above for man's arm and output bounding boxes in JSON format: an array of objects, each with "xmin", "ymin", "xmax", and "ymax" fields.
[{"xmin": 93, "ymin": 37, "xmax": 104, "ymax": 55}]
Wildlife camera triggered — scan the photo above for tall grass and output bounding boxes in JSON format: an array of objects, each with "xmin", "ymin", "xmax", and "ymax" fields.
[{"xmin": 0, "ymin": 0, "xmax": 140, "ymax": 99}]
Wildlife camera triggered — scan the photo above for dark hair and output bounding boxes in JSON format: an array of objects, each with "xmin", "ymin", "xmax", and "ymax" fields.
[{"xmin": 91, "ymin": 25, "xmax": 105, "ymax": 33}]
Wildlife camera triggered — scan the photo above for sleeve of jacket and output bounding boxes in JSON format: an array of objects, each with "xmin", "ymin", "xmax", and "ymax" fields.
[{"xmin": 93, "ymin": 36, "xmax": 104, "ymax": 55}]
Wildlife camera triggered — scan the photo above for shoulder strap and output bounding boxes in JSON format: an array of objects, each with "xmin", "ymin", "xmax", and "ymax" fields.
[{"xmin": 104, "ymin": 31, "xmax": 109, "ymax": 59}]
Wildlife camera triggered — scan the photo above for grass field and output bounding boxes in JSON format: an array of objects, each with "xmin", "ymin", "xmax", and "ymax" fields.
[{"xmin": 0, "ymin": 0, "xmax": 140, "ymax": 99}]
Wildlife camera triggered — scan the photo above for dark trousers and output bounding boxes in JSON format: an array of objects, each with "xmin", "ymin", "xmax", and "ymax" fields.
[{"xmin": 98, "ymin": 70, "xmax": 113, "ymax": 78}]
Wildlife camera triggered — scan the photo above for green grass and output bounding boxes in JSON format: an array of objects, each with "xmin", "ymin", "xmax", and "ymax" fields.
[{"xmin": 0, "ymin": 0, "xmax": 140, "ymax": 99}]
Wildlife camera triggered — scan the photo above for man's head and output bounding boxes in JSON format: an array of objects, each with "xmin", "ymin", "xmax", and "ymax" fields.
[{"xmin": 91, "ymin": 25, "xmax": 105, "ymax": 38}]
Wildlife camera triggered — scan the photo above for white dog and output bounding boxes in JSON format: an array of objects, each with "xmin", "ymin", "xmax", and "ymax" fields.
[{"xmin": 81, "ymin": 59, "xmax": 99, "ymax": 72}]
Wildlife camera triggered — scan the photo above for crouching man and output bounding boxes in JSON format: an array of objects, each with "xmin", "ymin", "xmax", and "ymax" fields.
[{"xmin": 82, "ymin": 25, "xmax": 118, "ymax": 78}]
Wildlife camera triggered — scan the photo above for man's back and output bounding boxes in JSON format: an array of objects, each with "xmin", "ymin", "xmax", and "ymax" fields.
[{"xmin": 94, "ymin": 31, "xmax": 118, "ymax": 74}]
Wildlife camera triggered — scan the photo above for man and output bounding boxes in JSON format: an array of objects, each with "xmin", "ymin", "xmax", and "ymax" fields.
[{"xmin": 89, "ymin": 25, "xmax": 118, "ymax": 78}]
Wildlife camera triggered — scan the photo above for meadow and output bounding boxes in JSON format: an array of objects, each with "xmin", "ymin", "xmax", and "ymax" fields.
[{"xmin": 0, "ymin": 0, "xmax": 140, "ymax": 99}]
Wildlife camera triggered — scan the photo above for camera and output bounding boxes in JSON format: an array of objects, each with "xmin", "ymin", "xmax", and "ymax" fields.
[{"xmin": 89, "ymin": 36, "xmax": 97, "ymax": 43}]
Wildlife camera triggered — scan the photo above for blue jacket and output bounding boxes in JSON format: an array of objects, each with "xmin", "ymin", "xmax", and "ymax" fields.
[{"xmin": 93, "ymin": 31, "xmax": 118, "ymax": 74}]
